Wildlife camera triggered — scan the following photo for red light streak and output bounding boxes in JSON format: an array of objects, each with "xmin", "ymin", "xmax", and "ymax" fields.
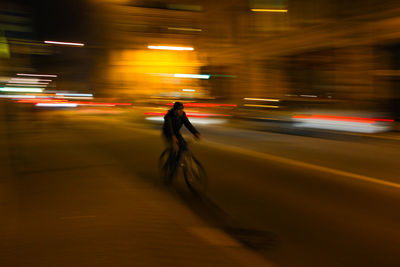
[
  {"xmin": 165, "ymin": 103, "xmax": 237, "ymax": 107},
  {"xmin": 293, "ymin": 114, "xmax": 394, "ymax": 124},
  {"xmin": 16, "ymin": 99, "xmax": 132, "ymax": 107},
  {"xmin": 186, "ymin": 112, "xmax": 231, "ymax": 117}
]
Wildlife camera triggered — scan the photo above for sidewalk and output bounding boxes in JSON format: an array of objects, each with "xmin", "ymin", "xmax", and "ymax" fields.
[{"xmin": 0, "ymin": 114, "xmax": 272, "ymax": 267}]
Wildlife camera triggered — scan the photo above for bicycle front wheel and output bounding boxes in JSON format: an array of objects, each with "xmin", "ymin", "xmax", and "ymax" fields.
[{"xmin": 183, "ymin": 154, "xmax": 208, "ymax": 194}]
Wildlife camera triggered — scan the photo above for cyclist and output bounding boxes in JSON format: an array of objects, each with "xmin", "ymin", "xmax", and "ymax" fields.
[{"xmin": 162, "ymin": 101, "xmax": 201, "ymax": 182}]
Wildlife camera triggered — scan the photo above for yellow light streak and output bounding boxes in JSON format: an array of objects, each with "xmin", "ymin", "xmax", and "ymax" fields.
[
  {"xmin": 244, "ymin": 98, "xmax": 280, "ymax": 102},
  {"xmin": 244, "ymin": 104, "xmax": 279, "ymax": 108},
  {"xmin": 168, "ymin": 27, "xmax": 202, "ymax": 32},
  {"xmin": 251, "ymin": 9, "xmax": 288, "ymax": 12}
]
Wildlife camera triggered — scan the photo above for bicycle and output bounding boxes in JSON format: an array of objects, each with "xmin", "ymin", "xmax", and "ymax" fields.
[{"xmin": 159, "ymin": 140, "xmax": 207, "ymax": 194}]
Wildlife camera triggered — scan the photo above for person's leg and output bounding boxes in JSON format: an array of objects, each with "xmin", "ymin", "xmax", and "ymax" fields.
[
  {"xmin": 162, "ymin": 136, "xmax": 177, "ymax": 184},
  {"xmin": 167, "ymin": 135, "xmax": 187, "ymax": 183},
  {"xmin": 176, "ymin": 135, "xmax": 188, "ymax": 165}
]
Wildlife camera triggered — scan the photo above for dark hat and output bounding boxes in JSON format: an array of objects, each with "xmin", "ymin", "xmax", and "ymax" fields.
[{"xmin": 173, "ymin": 102, "xmax": 184, "ymax": 110}]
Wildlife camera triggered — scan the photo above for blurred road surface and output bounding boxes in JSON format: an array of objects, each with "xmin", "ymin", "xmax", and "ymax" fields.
[{"xmin": 1, "ymin": 108, "xmax": 400, "ymax": 267}]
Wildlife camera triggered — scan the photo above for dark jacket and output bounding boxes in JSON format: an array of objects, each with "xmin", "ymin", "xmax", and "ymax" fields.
[{"xmin": 162, "ymin": 109, "xmax": 198, "ymax": 138}]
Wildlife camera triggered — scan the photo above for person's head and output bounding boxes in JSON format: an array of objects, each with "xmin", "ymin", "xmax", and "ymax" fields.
[{"xmin": 173, "ymin": 101, "xmax": 184, "ymax": 116}]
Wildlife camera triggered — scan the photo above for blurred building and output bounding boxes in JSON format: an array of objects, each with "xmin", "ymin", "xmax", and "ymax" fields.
[
  {"xmin": 89, "ymin": 0, "xmax": 400, "ymax": 119},
  {"xmin": 0, "ymin": 1, "xmax": 37, "ymax": 76},
  {"xmin": 200, "ymin": 0, "xmax": 400, "ymax": 119}
]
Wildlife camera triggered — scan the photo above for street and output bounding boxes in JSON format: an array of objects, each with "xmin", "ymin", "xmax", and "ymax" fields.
[{"xmin": 1, "ymin": 110, "xmax": 400, "ymax": 266}]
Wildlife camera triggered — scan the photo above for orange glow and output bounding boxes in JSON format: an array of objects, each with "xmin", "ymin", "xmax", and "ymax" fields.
[{"xmin": 167, "ymin": 27, "xmax": 202, "ymax": 32}]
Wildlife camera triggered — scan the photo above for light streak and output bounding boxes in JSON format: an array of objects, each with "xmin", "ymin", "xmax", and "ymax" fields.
[
  {"xmin": 174, "ymin": 74, "xmax": 210, "ymax": 79},
  {"xmin": 17, "ymin": 73, "xmax": 58, "ymax": 77},
  {"xmin": 148, "ymin": 45, "xmax": 194, "ymax": 51},
  {"xmin": 0, "ymin": 87, "xmax": 43, "ymax": 93},
  {"xmin": 167, "ymin": 27, "xmax": 202, "ymax": 32},
  {"xmin": 56, "ymin": 93, "xmax": 93, "ymax": 97},
  {"xmin": 0, "ymin": 95, "xmax": 37, "ymax": 99},
  {"xmin": 292, "ymin": 114, "xmax": 394, "ymax": 123},
  {"xmin": 251, "ymin": 9, "xmax": 288, "ymax": 12},
  {"xmin": 54, "ymin": 96, "xmax": 93, "ymax": 100},
  {"xmin": 8, "ymin": 81, "xmax": 48, "ymax": 85},
  {"xmin": 5, "ymin": 84, "xmax": 48, "ymax": 87},
  {"xmin": 165, "ymin": 103, "xmax": 237, "ymax": 107},
  {"xmin": 36, "ymin": 103, "xmax": 78, "ymax": 107},
  {"xmin": 300, "ymin": 95, "xmax": 318, "ymax": 98},
  {"xmin": 44, "ymin": 40, "xmax": 85, "ymax": 46},
  {"xmin": 244, "ymin": 104, "xmax": 280, "ymax": 108},
  {"xmin": 244, "ymin": 98, "xmax": 280, "ymax": 102}
]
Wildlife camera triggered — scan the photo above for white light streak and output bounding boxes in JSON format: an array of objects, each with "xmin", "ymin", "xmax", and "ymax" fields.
[
  {"xmin": 36, "ymin": 103, "xmax": 78, "ymax": 108},
  {"xmin": 54, "ymin": 96, "xmax": 93, "ymax": 100},
  {"xmin": 0, "ymin": 87, "xmax": 43, "ymax": 93},
  {"xmin": 56, "ymin": 93, "xmax": 93, "ymax": 97},
  {"xmin": 6, "ymin": 84, "xmax": 48, "ymax": 87},
  {"xmin": 17, "ymin": 73, "xmax": 58, "ymax": 77},
  {"xmin": 0, "ymin": 95, "xmax": 37, "ymax": 99},
  {"xmin": 174, "ymin": 74, "xmax": 210, "ymax": 79},
  {"xmin": 8, "ymin": 81, "xmax": 48, "ymax": 85},
  {"xmin": 148, "ymin": 45, "xmax": 194, "ymax": 51},
  {"xmin": 293, "ymin": 119, "xmax": 390, "ymax": 134},
  {"xmin": 300, "ymin": 95, "xmax": 318, "ymax": 98},
  {"xmin": 11, "ymin": 78, "xmax": 52, "ymax": 82},
  {"xmin": 182, "ymin": 89, "xmax": 196, "ymax": 92},
  {"xmin": 44, "ymin": 40, "xmax": 85, "ymax": 46},
  {"xmin": 11, "ymin": 78, "xmax": 39, "ymax": 82}
]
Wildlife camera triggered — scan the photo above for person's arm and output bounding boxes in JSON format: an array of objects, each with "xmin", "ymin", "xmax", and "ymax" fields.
[{"xmin": 182, "ymin": 113, "xmax": 199, "ymax": 136}]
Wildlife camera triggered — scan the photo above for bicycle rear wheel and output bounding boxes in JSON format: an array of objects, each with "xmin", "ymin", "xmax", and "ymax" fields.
[{"xmin": 183, "ymin": 154, "xmax": 207, "ymax": 194}]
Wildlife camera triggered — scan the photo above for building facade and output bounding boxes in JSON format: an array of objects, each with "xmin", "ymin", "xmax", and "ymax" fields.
[{"xmin": 200, "ymin": 0, "xmax": 400, "ymax": 118}]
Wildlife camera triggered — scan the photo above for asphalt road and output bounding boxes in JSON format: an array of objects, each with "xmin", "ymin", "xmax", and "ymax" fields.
[{"xmin": 2, "ymin": 110, "xmax": 400, "ymax": 266}]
